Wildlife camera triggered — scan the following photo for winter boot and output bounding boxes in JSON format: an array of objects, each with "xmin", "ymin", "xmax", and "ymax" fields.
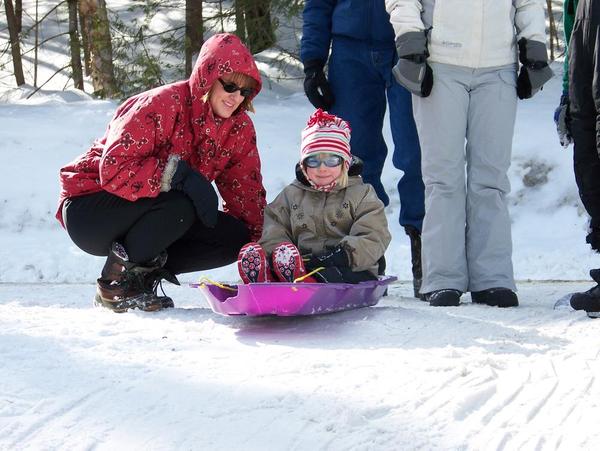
[
  {"xmin": 140, "ymin": 253, "xmax": 179, "ymax": 306},
  {"xmin": 405, "ymin": 226, "xmax": 423, "ymax": 299},
  {"xmin": 424, "ymin": 289, "xmax": 462, "ymax": 307},
  {"xmin": 238, "ymin": 242, "xmax": 270, "ymax": 283},
  {"xmin": 272, "ymin": 242, "xmax": 315, "ymax": 283},
  {"xmin": 95, "ymin": 242, "xmax": 178, "ymax": 313},
  {"xmin": 471, "ymin": 288, "xmax": 519, "ymax": 308},
  {"xmin": 570, "ymin": 268, "xmax": 600, "ymax": 318}
]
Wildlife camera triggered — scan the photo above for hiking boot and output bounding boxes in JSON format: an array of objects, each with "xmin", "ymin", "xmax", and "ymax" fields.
[
  {"xmin": 272, "ymin": 242, "xmax": 313, "ymax": 282},
  {"xmin": 405, "ymin": 226, "xmax": 423, "ymax": 299},
  {"xmin": 238, "ymin": 242, "xmax": 270, "ymax": 283},
  {"xmin": 95, "ymin": 280, "xmax": 175, "ymax": 313},
  {"xmin": 94, "ymin": 242, "xmax": 178, "ymax": 313},
  {"xmin": 570, "ymin": 268, "xmax": 600, "ymax": 318},
  {"xmin": 471, "ymin": 288, "xmax": 519, "ymax": 308},
  {"xmin": 424, "ymin": 289, "xmax": 461, "ymax": 307}
]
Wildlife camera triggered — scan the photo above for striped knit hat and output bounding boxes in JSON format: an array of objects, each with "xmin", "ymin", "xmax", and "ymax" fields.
[{"xmin": 300, "ymin": 109, "xmax": 352, "ymax": 165}]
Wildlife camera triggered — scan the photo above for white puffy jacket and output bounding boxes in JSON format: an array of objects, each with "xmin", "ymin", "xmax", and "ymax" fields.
[{"xmin": 385, "ymin": 0, "xmax": 547, "ymax": 68}]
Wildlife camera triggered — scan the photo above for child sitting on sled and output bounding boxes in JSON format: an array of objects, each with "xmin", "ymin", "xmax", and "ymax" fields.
[{"xmin": 237, "ymin": 109, "xmax": 391, "ymax": 284}]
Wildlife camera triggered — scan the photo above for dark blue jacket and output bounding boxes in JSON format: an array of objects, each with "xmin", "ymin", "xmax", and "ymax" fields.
[{"xmin": 300, "ymin": 0, "xmax": 396, "ymax": 64}]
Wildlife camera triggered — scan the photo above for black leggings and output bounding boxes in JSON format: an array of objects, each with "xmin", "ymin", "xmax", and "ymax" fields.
[
  {"xmin": 570, "ymin": 7, "xmax": 600, "ymax": 248},
  {"xmin": 63, "ymin": 191, "xmax": 250, "ymax": 274}
]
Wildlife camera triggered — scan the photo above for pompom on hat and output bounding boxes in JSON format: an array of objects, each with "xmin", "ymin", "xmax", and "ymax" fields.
[{"xmin": 300, "ymin": 109, "xmax": 352, "ymax": 166}]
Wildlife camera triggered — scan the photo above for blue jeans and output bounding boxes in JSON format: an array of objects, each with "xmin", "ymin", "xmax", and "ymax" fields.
[{"xmin": 328, "ymin": 38, "xmax": 424, "ymax": 231}]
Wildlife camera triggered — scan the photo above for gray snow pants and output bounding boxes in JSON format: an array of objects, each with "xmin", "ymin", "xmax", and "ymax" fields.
[{"xmin": 412, "ymin": 63, "xmax": 518, "ymax": 294}]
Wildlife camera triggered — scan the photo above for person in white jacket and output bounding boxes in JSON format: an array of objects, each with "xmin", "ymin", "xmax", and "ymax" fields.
[{"xmin": 385, "ymin": 0, "xmax": 553, "ymax": 307}]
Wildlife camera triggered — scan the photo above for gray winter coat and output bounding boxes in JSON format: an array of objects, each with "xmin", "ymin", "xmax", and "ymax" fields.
[{"xmin": 259, "ymin": 175, "xmax": 391, "ymax": 277}]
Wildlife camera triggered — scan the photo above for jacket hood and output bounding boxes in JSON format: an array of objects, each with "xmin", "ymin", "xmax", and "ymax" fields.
[
  {"xmin": 188, "ymin": 33, "xmax": 262, "ymax": 104},
  {"xmin": 295, "ymin": 155, "xmax": 364, "ymax": 189}
]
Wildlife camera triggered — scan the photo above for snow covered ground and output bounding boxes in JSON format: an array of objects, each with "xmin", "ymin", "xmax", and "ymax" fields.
[
  {"xmin": 2, "ymin": 30, "xmax": 600, "ymax": 448},
  {"xmin": 2, "ymin": 281, "xmax": 600, "ymax": 450}
]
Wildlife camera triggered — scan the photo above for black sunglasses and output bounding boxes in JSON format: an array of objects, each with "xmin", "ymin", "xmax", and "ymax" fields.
[
  {"xmin": 218, "ymin": 78, "xmax": 255, "ymax": 98},
  {"xmin": 304, "ymin": 155, "xmax": 344, "ymax": 168}
]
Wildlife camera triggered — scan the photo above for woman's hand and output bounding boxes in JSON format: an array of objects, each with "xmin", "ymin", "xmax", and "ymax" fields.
[{"xmin": 171, "ymin": 160, "xmax": 218, "ymax": 227}]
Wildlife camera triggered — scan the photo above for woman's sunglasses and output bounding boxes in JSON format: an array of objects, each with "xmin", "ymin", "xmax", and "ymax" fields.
[
  {"xmin": 304, "ymin": 155, "xmax": 344, "ymax": 168},
  {"xmin": 218, "ymin": 78, "xmax": 255, "ymax": 98}
]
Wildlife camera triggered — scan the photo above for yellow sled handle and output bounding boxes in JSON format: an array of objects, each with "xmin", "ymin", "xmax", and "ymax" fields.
[
  {"xmin": 293, "ymin": 267, "xmax": 324, "ymax": 283},
  {"xmin": 197, "ymin": 277, "xmax": 238, "ymax": 292}
]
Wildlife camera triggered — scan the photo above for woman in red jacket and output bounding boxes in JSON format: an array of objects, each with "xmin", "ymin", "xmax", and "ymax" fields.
[{"xmin": 56, "ymin": 33, "xmax": 266, "ymax": 313}]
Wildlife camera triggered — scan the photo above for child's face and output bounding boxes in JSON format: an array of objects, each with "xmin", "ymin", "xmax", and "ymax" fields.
[{"xmin": 304, "ymin": 153, "xmax": 343, "ymax": 187}]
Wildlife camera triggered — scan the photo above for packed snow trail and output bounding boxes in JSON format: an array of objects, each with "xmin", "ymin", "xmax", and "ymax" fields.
[{"xmin": 1, "ymin": 281, "xmax": 599, "ymax": 450}]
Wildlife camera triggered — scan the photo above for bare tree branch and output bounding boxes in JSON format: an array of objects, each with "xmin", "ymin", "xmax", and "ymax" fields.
[{"xmin": 26, "ymin": 63, "xmax": 70, "ymax": 98}]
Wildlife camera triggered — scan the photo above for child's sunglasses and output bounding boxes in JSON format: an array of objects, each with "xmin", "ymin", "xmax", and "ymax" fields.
[
  {"xmin": 304, "ymin": 155, "xmax": 344, "ymax": 168},
  {"xmin": 218, "ymin": 78, "xmax": 255, "ymax": 98}
]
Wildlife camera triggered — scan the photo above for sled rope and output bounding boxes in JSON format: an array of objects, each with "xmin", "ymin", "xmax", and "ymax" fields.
[
  {"xmin": 197, "ymin": 277, "xmax": 238, "ymax": 292},
  {"xmin": 293, "ymin": 266, "xmax": 324, "ymax": 283},
  {"xmin": 197, "ymin": 270, "xmax": 323, "ymax": 287}
]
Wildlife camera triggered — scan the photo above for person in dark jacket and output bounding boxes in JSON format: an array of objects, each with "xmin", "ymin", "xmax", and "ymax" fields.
[
  {"xmin": 560, "ymin": 0, "xmax": 600, "ymax": 317},
  {"xmin": 300, "ymin": 0, "xmax": 425, "ymax": 297},
  {"xmin": 56, "ymin": 33, "xmax": 267, "ymax": 313}
]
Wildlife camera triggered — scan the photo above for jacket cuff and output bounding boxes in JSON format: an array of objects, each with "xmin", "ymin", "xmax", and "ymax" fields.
[
  {"xmin": 303, "ymin": 59, "xmax": 325, "ymax": 75},
  {"xmin": 160, "ymin": 154, "xmax": 181, "ymax": 192},
  {"xmin": 519, "ymin": 39, "xmax": 549, "ymax": 65},
  {"xmin": 395, "ymin": 31, "xmax": 428, "ymax": 57},
  {"xmin": 338, "ymin": 241, "xmax": 356, "ymax": 268}
]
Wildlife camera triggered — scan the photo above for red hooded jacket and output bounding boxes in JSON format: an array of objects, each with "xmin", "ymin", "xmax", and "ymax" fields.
[{"xmin": 56, "ymin": 33, "xmax": 266, "ymax": 240}]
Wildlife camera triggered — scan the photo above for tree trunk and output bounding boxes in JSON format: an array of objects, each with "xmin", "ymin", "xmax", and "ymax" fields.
[
  {"xmin": 217, "ymin": 0, "xmax": 224, "ymax": 32},
  {"xmin": 185, "ymin": 0, "xmax": 203, "ymax": 77},
  {"xmin": 91, "ymin": 0, "xmax": 117, "ymax": 97},
  {"xmin": 546, "ymin": 0, "xmax": 557, "ymax": 61},
  {"xmin": 68, "ymin": 0, "xmax": 84, "ymax": 90},
  {"xmin": 79, "ymin": 0, "xmax": 116, "ymax": 97},
  {"xmin": 235, "ymin": 0, "xmax": 246, "ymax": 42},
  {"xmin": 78, "ymin": 1, "xmax": 92, "ymax": 76},
  {"xmin": 4, "ymin": 0, "xmax": 25, "ymax": 86},
  {"xmin": 34, "ymin": 0, "xmax": 38, "ymax": 87},
  {"xmin": 15, "ymin": 0, "xmax": 23, "ymax": 33},
  {"xmin": 244, "ymin": 0, "xmax": 275, "ymax": 54}
]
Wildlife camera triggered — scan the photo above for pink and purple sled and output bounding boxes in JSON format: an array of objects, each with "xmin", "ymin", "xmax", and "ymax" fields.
[{"xmin": 191, "ymin": 276, "xmax": 397, "ymax": 317}]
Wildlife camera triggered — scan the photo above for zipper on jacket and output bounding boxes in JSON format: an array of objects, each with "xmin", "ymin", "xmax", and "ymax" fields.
[
  {"xmin": 319, "ymin": 192, "xmax": 328, "ymax": 250},
  {"xmin": 310, "ymin": 190, "xmax": 328, "ymax": 252}
]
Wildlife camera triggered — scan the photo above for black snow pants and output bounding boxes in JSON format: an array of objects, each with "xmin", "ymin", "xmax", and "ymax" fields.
[
  {"xmin": 569, "ymin": 0, "xmax": 600, "ymax": 250},
  {"xmin": 62, "ymin": 190, "xmax": 250, "ymax": 274}
]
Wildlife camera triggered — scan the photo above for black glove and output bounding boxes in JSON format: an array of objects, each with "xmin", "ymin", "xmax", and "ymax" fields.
[
  {"xmin": 171, "ymin": 159, "xmax": 218, "ymax": 227},
  {"xmin": 554, "ymin": 93, "xmax": 572, "ymax": 147},
  {"xmin": 312, "ymin": 266, "xmax": 378, "ymax": 284},
  {"xmin": 303, "ymin": 59, "xmax": 335, "ymax": 110},
  {"xmin": 348, "ymin": 155, "xmax": 363, "ymax": 177},
  {"xmin": 516, "ymin": 38, "xmax": 553, "ymax": 100},
  {"xmin": 313, "ymin": 266, "xmax": 346, "ymax": 283},
  {"xmin": 307, "ymin": 245, "xmax": 350, "ymax": 270},
  {"xmin": 393, "ymin": 31, "xmax": 433, "ymax": 97}
]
